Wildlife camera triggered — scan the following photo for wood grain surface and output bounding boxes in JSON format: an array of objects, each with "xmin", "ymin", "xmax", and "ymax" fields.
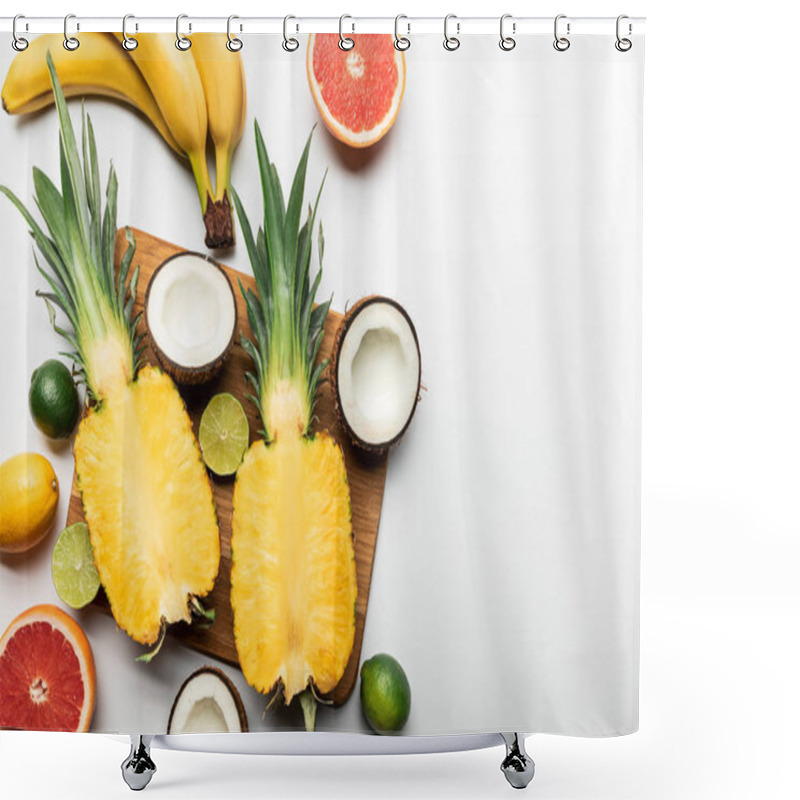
[{"xmin": 66, "ymin": 228, "xmax": 388, "ymax": 706}]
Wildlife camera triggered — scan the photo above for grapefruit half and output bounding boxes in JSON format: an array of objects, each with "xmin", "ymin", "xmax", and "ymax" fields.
[
  {"xmin": 0, "ymin": 604, "xmax": 96, "ymax": 731},
  {"xmin": 307, "ymin": 34, "xmax": 406, "ymax": 148}
]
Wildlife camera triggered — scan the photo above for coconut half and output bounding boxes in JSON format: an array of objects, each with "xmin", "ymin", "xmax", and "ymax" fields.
[
  {"xmin": 145, "ymin": 252, "xmax": 238, "ymax": 385},
  {"xmin": 331, "ymin": 296, "xmax": 421, "ymax": 452},
  {"xmin": 167, "ymin": 666, "xmax": 248, "ymax": 734}
]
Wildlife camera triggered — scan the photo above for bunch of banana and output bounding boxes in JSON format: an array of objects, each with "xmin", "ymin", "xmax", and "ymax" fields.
[{"xmin": 2, "ymin": 33, "xmax": 245, "ymax": 249}]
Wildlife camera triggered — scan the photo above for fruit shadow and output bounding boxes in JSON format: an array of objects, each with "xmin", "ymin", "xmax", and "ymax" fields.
[
  {"xmin": 8, "ymin": 100, "xmax": 187, "ymax": 171},
  {"xmin": 0, "ymin": 547, "xmax": 47, "ymax": 570},
  {"xmin": 326, "ymin": 130, "xmax": 391, "ymax": 173}
]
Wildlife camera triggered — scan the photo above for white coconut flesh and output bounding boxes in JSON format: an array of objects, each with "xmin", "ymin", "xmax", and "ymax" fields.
[
  {"xmin": 338, "ymin": 302, "xmax": 420, "ymax": 446},
  {"xmin": 147, "ymin": 254, "xmax": 236, "ymax": 368},
  {"xmin": 168, "ymin": 669, "xmax": 246, "ymax": 734}
]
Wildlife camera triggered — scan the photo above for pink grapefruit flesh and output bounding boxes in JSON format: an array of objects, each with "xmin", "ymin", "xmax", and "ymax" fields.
[
  {"xmin": 0, "ymin": 604, "xmax": 96, "ymax": 732},
  {"xmin": 307, "ymin": 34, "xmax": 406, "ymax": 148}
]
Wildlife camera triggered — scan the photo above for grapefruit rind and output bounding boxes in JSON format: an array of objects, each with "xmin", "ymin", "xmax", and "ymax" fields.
[
  {"xmin": 0, "ymin": 604, "xmax": 96, "ymax": 732},
  {"xmin": 307, "ymin": 34, "xmax": 406, "ymax": 149}
]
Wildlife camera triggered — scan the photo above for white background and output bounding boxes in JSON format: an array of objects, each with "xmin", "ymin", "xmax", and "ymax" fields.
[{"xmin": 1, "ymin": 0, "xmax": 799, "ymax": 798}]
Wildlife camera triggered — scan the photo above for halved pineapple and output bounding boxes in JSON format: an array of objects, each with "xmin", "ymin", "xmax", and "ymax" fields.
[
  {"xmin": 75, "ymin": 367, "xmax": 218, "ymax": 645},
  {"xmin": 1, "ymin": 56, "xmax": 220, "ymax": 652},
  {"xmin": 232, "ymin": 435, "xmax": 354, "ymax": 699},
  {"xmin": 230, "ymin": 128, "xmax": 357, "ymax": 717}
]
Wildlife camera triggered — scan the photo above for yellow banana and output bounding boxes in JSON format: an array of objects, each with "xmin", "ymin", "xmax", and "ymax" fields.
[
  {"xmin": 191, "ymin": 34, "xmax": 246, "ymax": 200},
  {"xmin": 1, "ymin": 33, "xmax": 182, "ymax": 155},
  {"xmin": 113, "ymin": 32, "xmax": 214, "ymax": 233}
]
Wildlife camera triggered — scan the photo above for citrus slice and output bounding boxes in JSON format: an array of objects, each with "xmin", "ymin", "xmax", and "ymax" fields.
[
  {"xmin": 0, "ymin": 604, "xmax": 96, "ymax": 731},
  {"xmin": 52, "ymin": 522, "xmax": 101, "ymax": 609},
  {"xmin": 307, "ymin": 34, "xmax": 406, "ymax": 148},
  {"xmin": 199, "ymin": 392, "xmax": 249, "ymax": 476}
]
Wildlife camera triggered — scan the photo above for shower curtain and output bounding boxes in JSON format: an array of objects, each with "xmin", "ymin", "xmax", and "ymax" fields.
[{"xmin": 0, "ymin": 26, "xmax": 643, "ymax": 738}]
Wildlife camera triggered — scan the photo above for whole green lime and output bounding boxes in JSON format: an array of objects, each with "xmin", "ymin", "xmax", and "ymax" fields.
[
  {"xmin": 360, "ymin": 653, "xmax": 411, "ymax": 734},
  {"xmin": 29, "ymin": 359, "xmax": 80, "ymax": 440}
]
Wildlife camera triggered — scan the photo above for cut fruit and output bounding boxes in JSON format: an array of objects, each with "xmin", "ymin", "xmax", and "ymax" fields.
[
  {"xmin": 145, "ymin": 252, "xmax": 238, "ymax": 385},
  {"xmin": 232, "ymin": 434, "xmax": 356, "ymax": 701},
  {"xmin": 0, "ymin": 604, "xmax": 96, "ymax": 732},
  {"xmin": 75, "ymin": 366, "xmax": 220, "ymax": 645},
  {"xmin": 199, "ymin": 393, "xmax": 249, "ymax": 476},
  {"xmin": 52, "ymin": 523, "xmax": 100, "ymax": 610},
  {"xmin": 168, "ymin": 666, "xmax": 248, "ymax": 734},
  {"xmin": 307, "ymin": 34, "xmax": 405, "ymax": 148},
  {"xmin": 331, "ymin": 296, "xmax": 421, "ymax": 452},
  {"xmin": 230, "ymin": 127, "xmax": 357, "ymax": 710},
  {"xmin": 1, "ymin": 57, "xmax": 220, "ymax": 652}
]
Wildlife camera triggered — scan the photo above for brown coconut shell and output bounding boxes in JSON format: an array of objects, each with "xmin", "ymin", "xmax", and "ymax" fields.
[
  {"xmin": 167, "ymin": 665, "xmax": 249, "ymax": 734},
  {"xmin": 144, "ymin": 252, "xmax": 238, "ymax": 386},
  {"xmin": 329, "ymin": 295, "xmax": 421, "ymax": 455}
]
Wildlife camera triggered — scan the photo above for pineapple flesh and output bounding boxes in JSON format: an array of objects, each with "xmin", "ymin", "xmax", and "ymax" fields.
[
  {"xmin": 75, "ymin": 366, "xmax": 218, "ymax": 644},
  {"xmin": 230, "ymin": 127, "xmax": 356, "ymax": 706},
  {"xmin": 233, "ymin": 436, "xmax": 353, "ymax": 698},
  {"xmin": 0, "ymin": 55, "xmax": 219, "ymax": 648}
]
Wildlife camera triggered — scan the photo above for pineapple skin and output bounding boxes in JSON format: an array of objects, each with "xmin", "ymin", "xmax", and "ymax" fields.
[
  {"xmin": 74, "ymin": 365, "xmax": 220, "ymax": 645},
  {"xmin": 231, "ymin": 431, "xmax": 356, "ymax": 702}
]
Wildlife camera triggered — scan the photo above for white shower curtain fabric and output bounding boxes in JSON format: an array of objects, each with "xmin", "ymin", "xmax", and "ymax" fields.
[{"xmin": 0, "ymin": 32, "xmax": 643, "ymax": 736}]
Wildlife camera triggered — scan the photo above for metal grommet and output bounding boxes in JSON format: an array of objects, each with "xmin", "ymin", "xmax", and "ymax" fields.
[
  {"xmin": 282, "ymin": 15, "xmax": 299, "ymax": 52},
  {"xmin": 63, "ymin": 13, "xmax": 80, "ymax": 51},
  {"xmin": 499, "ymin": 13, "xmax": 516, "ymax": 51},
  {"xmin": 615, "ymin": 14, "xmax": 632, "ymax": 52},
  {"xmin": 122, "ymin": 14, "xmax": 138, "ymax": 51},
  {"xmin": 339, "ymin": 14, "xmax": 355, "ymax": 51},
  {"xmin": 175, "ymin": 13, "xmax": 191, "ymax": 51},
  {"xmin": 394, "ymin": 14, "xmax": 410, "ymax": 51},
  {"xmin": 443, "ymin": 14, "xmax": 460, "ymax": 51},
  {"xmin": 553, "ymin": 14, "xmax": 570, "ymax": 52},
  {"xmin": 227, "ymin": 15, "xmax": 243, "ymax": 51},
  {"xmin": 12, "ymin": 15, "xmax": 29, "ymax": 52}
]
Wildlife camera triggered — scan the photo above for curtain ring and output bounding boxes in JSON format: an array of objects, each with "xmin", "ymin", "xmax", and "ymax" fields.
[
  {"xmin": 122, "ymin": 14, "xmax": 138, "ymax": 51},
  {"xmin": 175, "ymin": 14, "xmax": 191, "ymax": 51},
  {"xmin": 227, "ymin": 15, "xmax": 243, "ymax": 51},
  {"xmin": 499, "ymin": 14, "xmax": 516, "ymax": 51},
  {"xmin": 615, "ymin": 14, "xmax": 632, "ymax": 52},
  {"xmin": 282, "ymin": 15, "xmax": 299, "ymax": 52},
  {"xmin": 339, "ymin": 14, "xmax": 355, "ymax": 51},
  {"xmin": 394, "ymin": 14, "xmax": 410, "ymax": 51},
  {"xmin": 12, "ymin": 15, "xmax": 29, "ymax": 52},
  {"xmin": 553, "ymin": 14, "xmax": 570, "ymax": 52},
  {"xmin": 63, "ymin": 13, "xmax": 80, "ymax": 51},
  {"xmin": 443, "ymin": 14, "xmax": 460, "ymax": 51}
]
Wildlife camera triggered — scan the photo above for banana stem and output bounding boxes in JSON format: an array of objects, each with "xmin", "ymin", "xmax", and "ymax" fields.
[{"xmin": 202, "ymin": 141, "xmax": 235, "ymax": 248}]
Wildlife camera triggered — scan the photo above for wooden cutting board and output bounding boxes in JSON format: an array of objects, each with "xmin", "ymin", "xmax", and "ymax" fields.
[{"xmin": 66, "ymin": 227, "xmax": 388, "ymax": 706}]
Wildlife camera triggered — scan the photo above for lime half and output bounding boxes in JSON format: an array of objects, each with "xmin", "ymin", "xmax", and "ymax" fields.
[
  {"xmin": 199, "ymin": 393, "xmax": 249, "ymax": 476},
  {"xmin": 52, "ymin": 522, "xmax": 100, "ymax": 609}
]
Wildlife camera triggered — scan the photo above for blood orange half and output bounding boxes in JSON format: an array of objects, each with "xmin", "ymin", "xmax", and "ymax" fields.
[
  {"xmin": 307, "ymin": 34, "xmax": 406, "ymax": 148},
  {"xmin": 0, "ymin": 604, "xmax": 96, "ymax": 732}
]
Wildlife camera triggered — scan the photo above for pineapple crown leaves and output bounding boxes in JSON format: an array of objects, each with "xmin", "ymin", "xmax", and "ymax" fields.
[
  {"xmin": 230, "ymin": 123, "xmax": 331, "ymax": 440},
  {"xmin": 0, "ymin": 50, "xmax": 141, "ymax": 400}
]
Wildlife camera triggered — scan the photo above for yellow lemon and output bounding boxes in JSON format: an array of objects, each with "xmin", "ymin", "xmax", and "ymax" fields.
[{"xmin": 0, "ymin": 453, "xmax": 59, "ymax": 553}]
